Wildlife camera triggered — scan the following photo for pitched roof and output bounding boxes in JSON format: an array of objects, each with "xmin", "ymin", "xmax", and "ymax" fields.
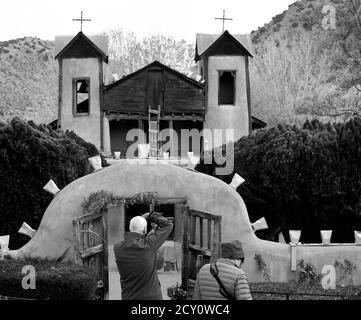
[
  {"xmin": 104, "ymin": 60, "xmax": 204, "ymax": 91},
  {"xmin": 54, "ymin": 32, "xmax": 108, "ymax": 62},
  {"xmin": 195, "ymin": 30, "xmax": 253, "ymax": 61}
]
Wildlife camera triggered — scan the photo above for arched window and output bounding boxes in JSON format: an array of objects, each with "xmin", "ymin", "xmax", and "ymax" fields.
[{"xmin": 218, "ymin": 71, "xmax": 236, "ymax": 105}]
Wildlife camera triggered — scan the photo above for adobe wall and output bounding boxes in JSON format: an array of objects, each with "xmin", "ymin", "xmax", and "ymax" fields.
[{"xmin": 10, "ymin": 160, "xmax": 361, "ymax": 284}]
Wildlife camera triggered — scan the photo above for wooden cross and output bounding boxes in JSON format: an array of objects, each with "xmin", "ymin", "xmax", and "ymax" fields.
[
  {"xmin": 215, "ymin": 9, "xmax": 233, "ymax": 32},
  {"xmin": 73, "ymin": 11, "xmax": 91, "ymax": 32}
]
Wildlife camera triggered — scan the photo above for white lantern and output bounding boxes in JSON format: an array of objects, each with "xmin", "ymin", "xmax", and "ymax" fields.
[
  {"xmin": 278, "ymin": 232, "xmax": 286, "ymax": 243},
  {"xmin": 355, "ymin": 231, "xmax": 361, "ymax": 244},
  {"xmin": 43, "ymin": 179, "xmax": 60, "ymax": 196},
  {"xmin": 230, "ymin": 173, "xmax": 245, "ymax": 189},
  {"xmin": 252, "ymin": 217, "xmax": 268, "ymax": 232},
  {"xmin": 0, "ymin": 235, "xmax": 10, "ymax": 251},
  {"xmin": 18, "ymin": 222, "xmax": 36, "ymax": 238},
  {"xmin": 289, "ymin": 230, "xmax": 301, "ymax": 245},
  {"xmin": 187, "ymin": 155, "xmax": 200, "ymax": 170},
  {"xmin": 88, "ymin": 155, "xmax": 102, "ymax": 171},
  {"xmin": 321, "ymin": 230, "xmax": 332, "ymax": 245}
]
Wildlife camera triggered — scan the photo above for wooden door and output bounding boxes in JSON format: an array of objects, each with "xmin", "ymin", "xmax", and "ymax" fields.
[
  {"xmin": 182, "ymin": 207, "xmax": 222, "ymax": 295},
  {"xmin": 73, "ymin": 211, "xmax": 108, "ymax": 299}
]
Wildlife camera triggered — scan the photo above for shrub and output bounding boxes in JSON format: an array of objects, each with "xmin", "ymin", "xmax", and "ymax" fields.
[
  {"xmin": 297, "ymin": 260, "xmax": 321, "ymax": 284},
  {"xmin": 0, "ymin": 117, "xmax": 107, "ymax": 249},
  {"xmin": 0, "ymin": 257, "xmax": 97, "ymax": 300},
  {"xmin": 272, "ymin": 11, "xmax": 286, "ymax": 25},
  {"xmin": 196, "ymin": 118, "xmax": 361, "ymax": 243}
]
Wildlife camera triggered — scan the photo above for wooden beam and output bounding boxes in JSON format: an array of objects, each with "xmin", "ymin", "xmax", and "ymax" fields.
[
  {"xmin": 190, "ymin": 209, "xmax": 221, "ymax": 221},
  {"xmin": 199, "ymin": 218, "xmax": 203, "ymax": 248},
  {"xmin": 182, "ymin": 206, "xmax": 190, "ymax": 289},
  {"xmin": 106, "ymin": 113, "xmax": 204, "ymax": 122},
  {"xmin": 80, "ymin": 244, "xmax": 104, "ymax": 259},
  {"xmin": 157, "ymin": 198, "xmax": 187, "ymax": 205},
  {"xmin": 75, "ymin": 212, "xmax": 103, "ymax": 224},
  {"xmin": 189, "ymin": 244, "xmax": 212, "ymax": 257},
  {"xmin": 208, "ymin": 220, "xmax": 212, "ymax": 250}
]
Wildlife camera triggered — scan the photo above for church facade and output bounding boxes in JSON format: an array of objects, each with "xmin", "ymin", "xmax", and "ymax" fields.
[{"xmin": 54, "ymin": 31, "xmax": 266, "ymax": 158}]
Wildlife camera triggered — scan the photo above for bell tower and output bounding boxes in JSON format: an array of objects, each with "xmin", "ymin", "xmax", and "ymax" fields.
[
  {"xmin": 195, "ymin": 31, "xmax": 253, "ymax": 148},
  {"xmin": 55, "ymin": 32, "xmax": 108, "ymax": 150}
]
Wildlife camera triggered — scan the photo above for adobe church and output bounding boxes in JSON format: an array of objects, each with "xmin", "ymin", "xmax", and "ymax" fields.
[{"xmin": 54, "ymin": 30, "xmax": 266, "ymax": 158}]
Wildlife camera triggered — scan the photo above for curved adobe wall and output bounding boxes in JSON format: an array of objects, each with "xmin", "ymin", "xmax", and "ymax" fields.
[{"xmin": 10, "ymin": 160, "xmax": 361, "ymax": 284}]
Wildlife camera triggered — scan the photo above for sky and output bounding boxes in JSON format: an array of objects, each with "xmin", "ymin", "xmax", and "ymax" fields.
[{"xmin": 0, "ymin": 0, "xmax": 296, "ymax": 42}]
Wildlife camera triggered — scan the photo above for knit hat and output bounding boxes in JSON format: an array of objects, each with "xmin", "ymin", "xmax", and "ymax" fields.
[{"xmin": 221, "ymin": 240, "xmax": 245, "ymax": 259}]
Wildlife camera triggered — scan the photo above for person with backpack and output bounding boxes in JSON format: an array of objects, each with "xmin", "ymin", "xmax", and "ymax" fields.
[{"xmin": 193, "ymin": 240, "xmax": 252, "ymax": 300}]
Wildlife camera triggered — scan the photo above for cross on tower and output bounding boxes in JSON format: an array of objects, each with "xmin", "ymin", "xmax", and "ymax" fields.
[
  {"xmin": 73, "ymin": 11, "xmax": 91, "ymax": 32},
  {"xmin": 215, "ymin": 9, "xmax": 233, "ymax": 32}
]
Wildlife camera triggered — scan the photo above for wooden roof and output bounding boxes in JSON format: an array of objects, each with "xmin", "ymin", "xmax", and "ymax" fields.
[
  {"xmin": 195, "ymin": 30, "xmax": 253, "ymax": 61},
  {"xmin": 103, "ymin": 60, "xmax": 205, "ymax": 115},
  {"xmin": 55, "ymin": 32, "xmax": 108, "ymax": 63},
  {"xmin": 104, "ymin": 60, "xmax": 203, "ymax": 91}
]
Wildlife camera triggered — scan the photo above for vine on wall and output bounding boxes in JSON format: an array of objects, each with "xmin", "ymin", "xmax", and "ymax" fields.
[
  {"xmin": 82, "ymin": 190, "xmax": 159, "ymax": 215},
  {"xmin": 254, "ymin": 254, "xmax": 271, "ymax": 282}
]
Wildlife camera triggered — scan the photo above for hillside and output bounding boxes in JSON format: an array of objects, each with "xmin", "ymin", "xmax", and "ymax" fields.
[
  {"xmin": 0, "ymin": 37, "xmax": 57, "ymax": 124},
  {"xmin": 251, "ymin": 0, "xmax": 338, "ymax": 52},
  {"xmin": 249, "ymin": 0, "xmax": 361, "ymax": 125},
  {"xmin": 0, "ymin": 0, "xmax": 356, "ymax": 126}
]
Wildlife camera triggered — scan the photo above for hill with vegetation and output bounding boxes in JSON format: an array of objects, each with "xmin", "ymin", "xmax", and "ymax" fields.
[
  {"xmin": 1, "ymin": 0, "xmax": 360, "ymax": 127},
  {"xmin": 250, "ymin": 0, "xmax": 361, "ymax": 126},
  {"xmin": 0, "ymin": 37, "xmax": 57, "ymax": 123}
]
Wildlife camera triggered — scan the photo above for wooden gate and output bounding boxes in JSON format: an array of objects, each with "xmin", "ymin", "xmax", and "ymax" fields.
[
  {"xmin": 182, "ymin": 207, "xmax": 222, "ymax": 295},
  {"xmin": 73, "ymin": 211, "xmax": 108, "ymax": 299}
]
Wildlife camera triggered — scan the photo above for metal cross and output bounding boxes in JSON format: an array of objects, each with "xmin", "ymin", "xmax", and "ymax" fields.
[
  {"xmin": 73, "ymin": 11, "xmax": 91, "ymax": 32},
  {"xmin": 215, "ymin": 9, "xmax": 233, "ymax": 32}
]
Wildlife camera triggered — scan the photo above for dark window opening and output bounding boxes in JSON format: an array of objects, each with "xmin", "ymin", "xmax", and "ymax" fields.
[
  {"xmin": 74, "ymin": 79, "xmax": 89, "ymax": 114},
  {"xmin": 218, "ymin": 71, "xmax": 235, "ymax": 105}
]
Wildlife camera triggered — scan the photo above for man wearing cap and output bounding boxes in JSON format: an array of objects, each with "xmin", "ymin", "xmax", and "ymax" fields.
[
  {"xmin": 114, "ymin": 212, "xmax": 173, "ymax": 300},
  {"xmin": 193, "ymin": 240, "xmax": 252, "ymax": 300}
]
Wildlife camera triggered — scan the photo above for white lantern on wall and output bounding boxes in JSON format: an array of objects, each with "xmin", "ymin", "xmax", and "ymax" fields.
[
  {"xmin": 355, "ymin": 231, "xmax": 361, "ymax": 244},
  {"xmin": 88, "ymin": 155, "xmax": 102, "ymax": 171},
  {"xmin": 18, "ymin": 222, "xmax": 36, "ymax": 238},
  {"xmin": 230, "ymin": 173, "xmax": 245, "ymax": 190},
  {"xmin": 0, "ymin": 235, "xmax": 10, "ymax": 251},
  {"xmin": 321, "ymin": 230, "xmax": 332, "ymax": 245},
  {"xmin": 43, "ymin": 179, "xmax": 60, "ymax": 196},
  {"xmin": 252, "ymin": 217, "xmax": 268, "ymax": 232},
  {"xmin": 187, "ymin": 155, "xmax": 200, "ymax": 170},
  {"xmin": 289, "ymin": 230, "xmax": 301, "ymax": 245}
]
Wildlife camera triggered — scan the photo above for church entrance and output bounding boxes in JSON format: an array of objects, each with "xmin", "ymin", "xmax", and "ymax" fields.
[
  {"xmin": 73, "ymin": 198, "xmax": 222, "ymax": 300},
  {"xmin": 106, "ymin": 198, "xmax": 186, "ymax": 300}
]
